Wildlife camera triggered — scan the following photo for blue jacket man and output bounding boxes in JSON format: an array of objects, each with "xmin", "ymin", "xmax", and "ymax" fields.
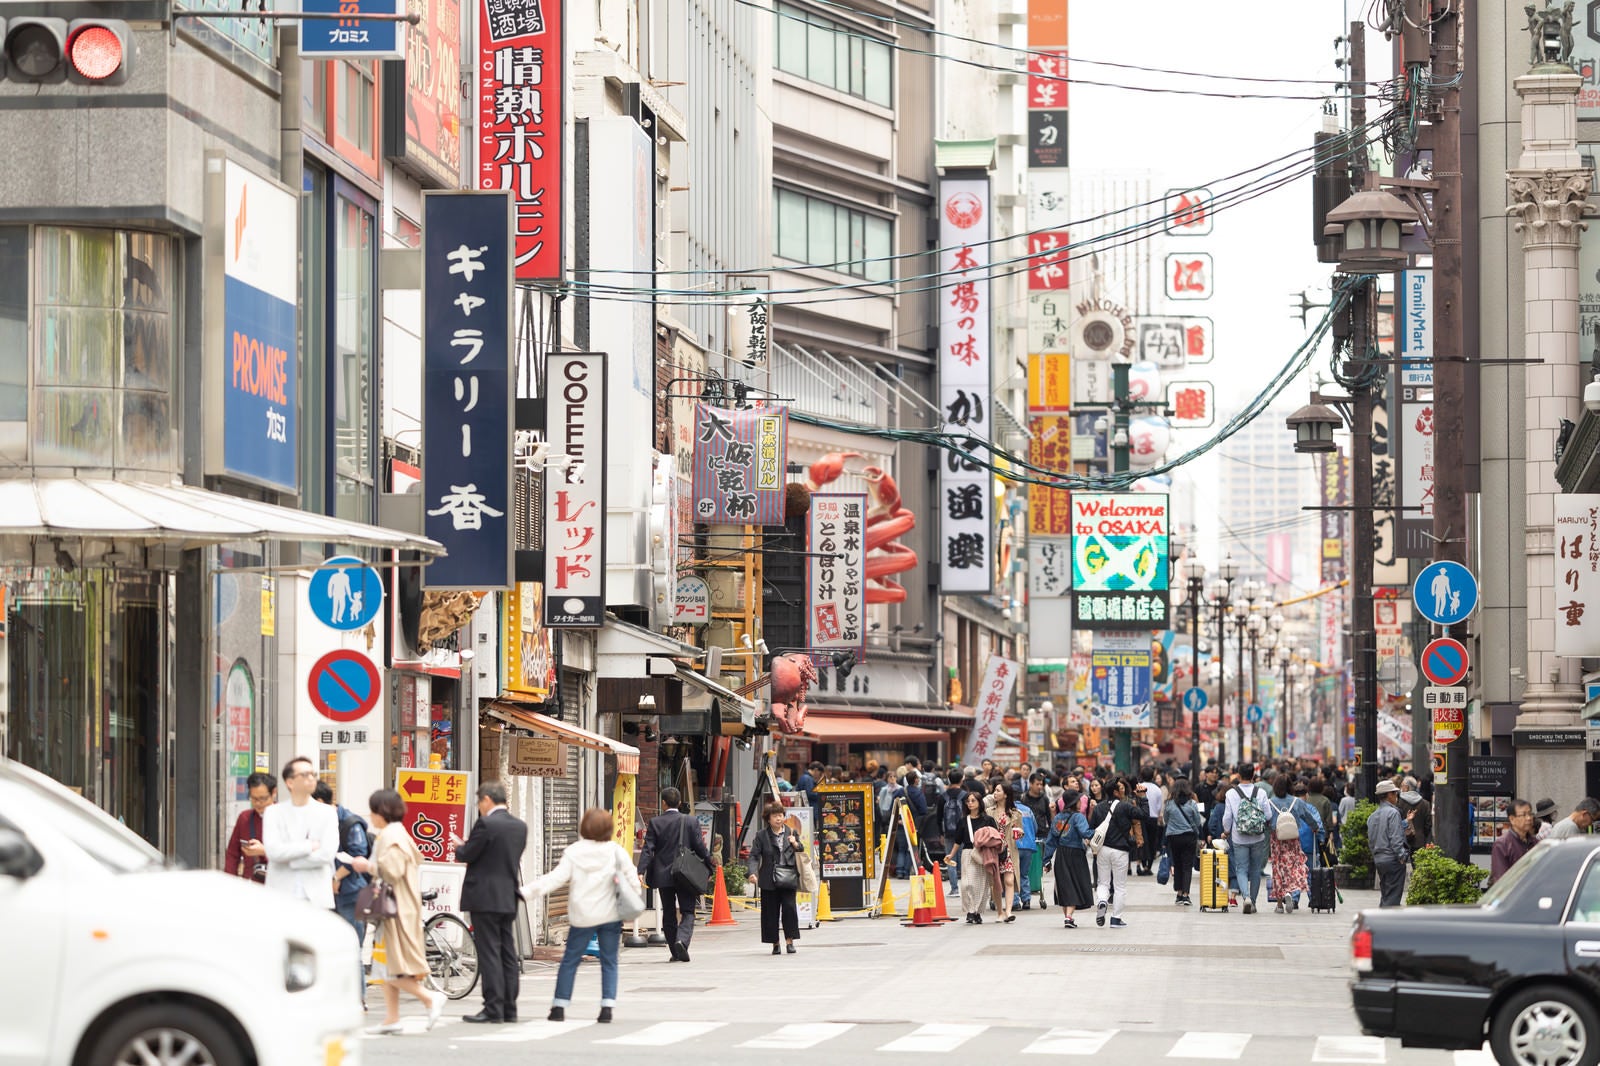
[{"xmin": 313, "ymin": 781, "xmax": 369, "ymax": 1005}]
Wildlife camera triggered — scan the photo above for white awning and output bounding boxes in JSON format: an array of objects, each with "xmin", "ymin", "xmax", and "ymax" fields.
[
  {"xmin": 0, "ymin": 477, "xmax": 443, "ymax": 553},
  {"xmin": 486, "ymin": 703, "xmax": 641, "ymax": 774}
]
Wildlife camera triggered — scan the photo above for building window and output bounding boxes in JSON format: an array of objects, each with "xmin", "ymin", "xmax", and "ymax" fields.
[
  {"xmin": 24, "ymin": 227, "xmax": 178, "ymax": 472},
  {"xmin": 773, "ymin": 187, "xmax": 892, "ymax": 282},
  {"xmin": 301, "ymin": 167, "xmax": 328, "ymax": 508},
  {"xmin": 332, "ymin": 190, "xmax": 376, "ymax": 523},
  {"xmin": 775, "ymin": 3, "xmax": 892, "ymax": 107},
  {"xmin": 302, "ymin": 60, "xmax": 380, "ymax": 179}
]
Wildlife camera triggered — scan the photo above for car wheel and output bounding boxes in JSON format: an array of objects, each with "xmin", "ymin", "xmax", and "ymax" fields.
[
  {"xmin": 1490, "ymin": 984, "xmax": 1600, "ymax": 1066},
  {"xmin": 83, "ymin": 1003, "xmax": 244, "ymax": 1066}
]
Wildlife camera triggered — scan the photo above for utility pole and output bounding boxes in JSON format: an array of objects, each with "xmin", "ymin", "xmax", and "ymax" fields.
[
  {"xmin": 1421, "ymin": 0, "xmax": 1470, "ymax": 863},
  {"xmin": 1112, "ymin": 361, "xmax": 1132, "ymax": 775}
]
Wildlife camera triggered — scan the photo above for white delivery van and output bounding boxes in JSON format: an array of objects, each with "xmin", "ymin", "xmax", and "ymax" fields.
[{"xmin": 0, "ymin": 757, "xmax": 363, "ymax": 1065}]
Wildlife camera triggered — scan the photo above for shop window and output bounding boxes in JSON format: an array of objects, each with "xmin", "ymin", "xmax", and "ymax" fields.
[
  {"xmin": 0, "ymin": 227, "xmax": 26, "ymax": 458},
  {"xmin": 301, "ymin": 168, "xmax": 328, "ymax": 508},
  {"xmin": 332, "ymin": 190, "xmax": 376, "ymax": 522}
]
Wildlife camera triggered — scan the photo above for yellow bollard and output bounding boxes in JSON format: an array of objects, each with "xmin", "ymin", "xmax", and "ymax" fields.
[
  {"xmin": 816, "ymin": 881, "xmax": 834, "ymax": 921},
  {"xmin": 880, "ymin": 876, "xmax": 900, "ymax": 916}
]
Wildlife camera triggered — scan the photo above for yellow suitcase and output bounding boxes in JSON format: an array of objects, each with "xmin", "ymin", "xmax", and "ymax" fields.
[{"xmin": 1199, "ymin": 848, "xmax": 1230, "ymax": 911}]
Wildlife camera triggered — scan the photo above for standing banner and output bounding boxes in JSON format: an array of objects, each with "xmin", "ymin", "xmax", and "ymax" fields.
[
  {"xmin": 1555, "ymin": 495, "xmax": 1600, "ymax": 657},
  {"xmin": 422, "ymin": 191, "xmax": 513, "ymax": 589},
  {"xmin": 938, "ymin": 178, "xmax": 994, "ymax": 593},
  {"xmin": 477, "ymin": 0, "xmax": 563, "ymax": 280},
  {"xmin": 689, "ymin": 403, "xmax": 788, "ymax": 524},
  {"xmin": 611, "ymin": 772, "xmax": 638, "ymax": 855},
  {"xmin": 961, "ymin": 655, "xmax": 1020, "ymax": 765},
  {"xmin": 544, "ymin": 352, "xmax": 607, "ymax": 626},
  {"xmin": 806, "ymin": 493, "xmax": 867, "ymax": 655}
]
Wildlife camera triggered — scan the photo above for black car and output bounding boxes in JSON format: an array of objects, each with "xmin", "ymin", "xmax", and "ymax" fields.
[{"xmin": 1350, "ymin": 838, "xmax": 1600, "ymax": 1066}]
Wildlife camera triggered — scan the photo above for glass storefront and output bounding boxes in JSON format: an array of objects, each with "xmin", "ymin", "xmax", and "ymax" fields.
[{"xmin": 4, "ymin": 567, "xmax": 174, "ymax": 846}]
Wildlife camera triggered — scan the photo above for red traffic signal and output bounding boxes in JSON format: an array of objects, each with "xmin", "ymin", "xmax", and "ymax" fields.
[{"xmin": 0, "ymin": 16, "xmax": 129, "ymax": 84}]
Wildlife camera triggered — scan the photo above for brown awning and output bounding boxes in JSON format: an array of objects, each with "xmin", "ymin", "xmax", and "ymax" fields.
[{"xmin": 487, "ymin": 703, "xmax": 640, "ymax": 774}]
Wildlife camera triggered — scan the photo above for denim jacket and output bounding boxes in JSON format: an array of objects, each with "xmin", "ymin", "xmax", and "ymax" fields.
[{"xmin": 1043, "ymin": 810, "xmax": 1091, "ymax": 853}]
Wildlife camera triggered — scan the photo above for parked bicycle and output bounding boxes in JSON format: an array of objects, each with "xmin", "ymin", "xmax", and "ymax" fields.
[{"xmin": 420, "ymin": 889, "xmax": 479, "ymax": 1000}]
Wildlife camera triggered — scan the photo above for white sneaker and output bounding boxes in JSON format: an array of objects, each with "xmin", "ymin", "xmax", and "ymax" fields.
[{"xmin": 426, "ymin": 994, "xmax": 444, "ymax": 1031}]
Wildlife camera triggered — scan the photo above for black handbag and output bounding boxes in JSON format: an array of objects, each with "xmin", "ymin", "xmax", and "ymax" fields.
[
  {"xmin": 670, "ymin": 845, "xmax": 712, "ymax": 895},
  {"xmin": 772, "ymin": 863, "xmax": 799, "ymax": 890}
]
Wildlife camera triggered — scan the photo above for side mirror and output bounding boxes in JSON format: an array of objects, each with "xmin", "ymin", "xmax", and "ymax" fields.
[{"xmin": 0, "ymin": 828, "xmax": 43, "ymax": 880}]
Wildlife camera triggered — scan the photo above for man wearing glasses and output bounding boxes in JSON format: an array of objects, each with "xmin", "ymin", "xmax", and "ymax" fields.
[
  {"xmin": 263, "ymin": 756, "xmax": 340, "ymax": 909},
  {"xmin": 1488, "ymin": 798, "xmax": 1540, "ymax": 887}
]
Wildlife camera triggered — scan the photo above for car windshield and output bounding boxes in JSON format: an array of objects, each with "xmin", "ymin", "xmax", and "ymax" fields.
[
  {"xmin": 1479, "ymin": 841, "xmax": 1553, "ymax": 910},
  {"xmin": 0, "ymin": 768, "xmax": 165, "ymax": 874}
]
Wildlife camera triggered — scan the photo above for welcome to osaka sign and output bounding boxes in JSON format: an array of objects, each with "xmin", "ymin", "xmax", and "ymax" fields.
[{"xmin": 1071, "ymin": 493, "xmax": 1169, "ymax": 629}]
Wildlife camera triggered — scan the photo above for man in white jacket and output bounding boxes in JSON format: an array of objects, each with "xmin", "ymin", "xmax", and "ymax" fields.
[{"xmin": 263, "ymin": 755, "xmax": 339, "ymax": 909}]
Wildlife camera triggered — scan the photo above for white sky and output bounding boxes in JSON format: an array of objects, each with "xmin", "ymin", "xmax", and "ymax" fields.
[{"xmin": 1069, "ymin": 0, "xmax": 1392, "ymax": 574}]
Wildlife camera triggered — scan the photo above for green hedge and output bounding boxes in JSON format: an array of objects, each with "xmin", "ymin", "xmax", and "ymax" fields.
[
  {"xmin": 722, "ymin": 861, "xmax": 748, "ymax": 897},
  {"xmin": 1405, "ymin": 845, "xmax": 1484, "ymax": 906},
  {"xmin": 1339, "ymin": 799, "xmax": 1378, "ymax": 881}
]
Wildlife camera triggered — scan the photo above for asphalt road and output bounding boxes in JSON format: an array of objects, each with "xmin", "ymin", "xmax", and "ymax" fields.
[{"xmin": 359, "ymin": 872, "xmax": 1490, "ymax": 1065}]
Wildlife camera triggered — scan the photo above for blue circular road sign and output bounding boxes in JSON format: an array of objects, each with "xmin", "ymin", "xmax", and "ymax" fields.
[
  {"xmin": 308, "ymin": 650, "xmax": 380, "ymax": 722},
  {"xmin": 1414, "ymin": 561, "xmax": 1479, "ymax": 627},
  {"xmin": 1246, "ymin": 703, "xmax": 1264, "ymax": 724},
  {"xmin": 1182, "ymin": 687, "xmax": 1208, "ymax": 712},
  {"xmin": 308, "ymin": 555, "xmax": 385, "ymax": 632},
  {"xmin": 1420, "ymin": 637, "xmax": 1470, "ymax": 687}
]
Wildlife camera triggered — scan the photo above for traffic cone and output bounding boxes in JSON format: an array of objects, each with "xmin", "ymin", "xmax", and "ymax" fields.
[
  {"xmin": 928, "ymin": 870, "xmax": 956, "ymax": 923},
  {"xmin": 709, "ymin": 869, "xmax": 737, "ymax": 927},
  {"xmin": 880, "ymin": 876, "xmax": 900, "ymax": 917},
  {"xmin": 815, "ymin": 881, "xmax": 835, "ymax": 921}
]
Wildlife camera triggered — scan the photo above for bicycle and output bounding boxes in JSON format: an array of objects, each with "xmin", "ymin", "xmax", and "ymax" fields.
[{"xmin": 420, "ymin": 889, "xmax": 479, "ymax": 1000}]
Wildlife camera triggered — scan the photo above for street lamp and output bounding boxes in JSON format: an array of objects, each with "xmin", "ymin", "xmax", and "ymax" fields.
[
  {"xmin": 1184, "ymin": 555, "xmax": 1206, "ymax": 782},
  {"xmin": 1322, "ymin": 187, "xmax": 1418, "ymax": 275},
  {"xmin": 1246, "ymin": 612, "xmax": 1265, "ymax": 760},
  {"xmin": 1276, "ymin": 644, "xmax": 1292, "ymax": 759},
  {"xmin": 1231, "ymin": 593, "xmax": 1252, "ymax": 765}
]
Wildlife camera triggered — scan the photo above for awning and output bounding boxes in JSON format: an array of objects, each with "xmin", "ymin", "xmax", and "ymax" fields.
[
  {"xmin": 597, "ymin": 615, "xmax": 699, "ymax": 678},
  {"xmin": 810, "ymin": 704, "xmax": 973, "ymax": 731},
  {"xmin": 799, "ymin": 714, "xmax": 949, "ymax": 743},
  {"xmin": 0, "ymin": 477, "xmax": 442, "ymax": 553},
  {"xmin": 676, "ymin": 666, "xmax": 757, "ymax": 717},
  {"xmin": 487, "ymin": 703, "xmax": 641, "ymax": 774}
]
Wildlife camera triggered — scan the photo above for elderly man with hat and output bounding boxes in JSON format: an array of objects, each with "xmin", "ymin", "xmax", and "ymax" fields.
[{"xmin": 1367, "ymin": 780, "xmax": 1409, "ymax": 908}]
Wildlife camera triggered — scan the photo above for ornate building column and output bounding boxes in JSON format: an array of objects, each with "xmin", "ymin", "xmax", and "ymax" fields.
[{"xmin": 1505, "ymin": 59, "xmax": 1594, "ymax": 749}]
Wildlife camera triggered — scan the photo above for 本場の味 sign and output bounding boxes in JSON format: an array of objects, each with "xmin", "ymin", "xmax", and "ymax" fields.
[
  {"xmin": 689, "ymin": 403, "xmax": 788, "ymax": 524},
  {"xmin": 807, "ymin": 494, "xmax": 867, "ymax": 654},
  {"xmin": 422, "ymin": 191, "xmax": 514, "ymax": 589},
  {"xmin": 961, "ymin": 655, "xmax": 1020, "ymax": 766},
  {"xmin": 939, "ymin": 177, "xmax": 994, "ymax": 594},
  {"xmin": 477, "ymin": 0, "xmax": 562, "ymax": 280}
]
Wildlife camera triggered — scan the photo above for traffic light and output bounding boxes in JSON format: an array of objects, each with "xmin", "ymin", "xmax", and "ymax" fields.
[{"xmin": 0, "ymin": 16, "xmax": 130, "ymax": 84}]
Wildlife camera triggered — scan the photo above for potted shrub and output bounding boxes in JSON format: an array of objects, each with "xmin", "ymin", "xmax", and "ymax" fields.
[
  {"xmin": 1405, "ymin": 845, "xmax": 1484, "ymax": 906},
  {"xmin": 1337, "ymin": 799, "xmax": 1377, "ymax": 890},
  {"xmin": 722, "ymin": 860, "xmax": 751, "ymax": 898}
]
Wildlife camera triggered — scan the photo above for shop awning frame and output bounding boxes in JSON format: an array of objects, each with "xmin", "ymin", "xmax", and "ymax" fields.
[
  {"xmin": 797, "ymin": 714, "xmax": 949, "ymax": 744},
  {"xmin": 675, "ymin": 666, "xmax": 758, "ymax": 719},
  {"xmin": 487, "ymin": 703, "xmax": 641, "ymax": 774},
  {"xmin": 0, "ymin": 477, "xmax": 443, "ymax": 554}
]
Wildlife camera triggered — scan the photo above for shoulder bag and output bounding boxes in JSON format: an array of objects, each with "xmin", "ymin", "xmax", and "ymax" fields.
[
  {"xmin": 354, "ymin": 879, "xmax": 397, "ymax": 923},
  {"xmin": 794, "ymin": 842, "xmax": 820, "ymax": 894},
  {"xmin": 667, "ymin": 815, "xmax": 713, "ymax": 895},
  {"xmin": 615, "ymin": 851, "xmax": 647, "ymax": 920},
  {"xmin": 770, "ymin": 832, "xmax": 800, "ymax": 891},
  {"xmin": 1087, "ymin": 808, "xmax": 1112, "ymax": 856}
]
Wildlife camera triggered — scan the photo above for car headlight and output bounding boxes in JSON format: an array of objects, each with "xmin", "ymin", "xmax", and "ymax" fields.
[{"xmin": 285, "ymin": 942, "xmax": 317, "ymax": 992}]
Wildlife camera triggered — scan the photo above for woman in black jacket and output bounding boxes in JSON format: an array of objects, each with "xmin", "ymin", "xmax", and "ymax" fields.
[
  {"xmin": 747, "ymin": 802, "xmax": 801, "ymax": 955},
  {"xmin": 948, "ymin": 790, "xmax": 997, "ymax": 924}
]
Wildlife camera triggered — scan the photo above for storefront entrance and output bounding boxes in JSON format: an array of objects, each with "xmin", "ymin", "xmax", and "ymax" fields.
[{"xmin": 3, "ymin": 567, "xmax": 172, "ymax": 847}]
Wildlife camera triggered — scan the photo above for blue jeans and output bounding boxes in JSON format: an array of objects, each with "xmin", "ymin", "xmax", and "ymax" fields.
[
  {"xmin": 945, "ymin": 852, "xmax": 961, "ymax": 894},
  {"xmin": 1231, "ymin": 837, "xmax": 1269, "ymax": 904},
  {"xmin": 333, "ymin": 895, "xmax": 368, "ymax": 1002},
  {"xmin": 1013, "ymin": 849, "xmax": 1035, "ymax": 904},
  {"xmin": 553, "ymin": 922, "xmax": 622, "ymax": 1007}
]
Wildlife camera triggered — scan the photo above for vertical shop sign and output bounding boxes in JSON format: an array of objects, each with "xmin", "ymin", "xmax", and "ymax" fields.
[
  {"xmin": 939, "ymin": 177, "xmax": 993, "ymax": 594},
  {"xmin": 1027, "ymin": 415, "xmax": 1073, "ymax": 535},
  {"xmin": 422, "ymin": 191, "xmax": 513, "ymax": 589},
  {"xmin": 961, "ymin": 655, "xmax": 1021, "ymax": 766},
  {"xmin": 383, "ymin": 0, "xmax": 464, "ymax": 188},
  {"xmin": 395, "ymin": 768, "xmax": 470, "ymax": 862},
  {"xmin": 1555, "ymin": 495, "xmax": 1600, "ymax": 657},
  {"xmin": 543, "ymin": 352, "xmax": 607, "ymax": 626},
  {"xmin": 502, "ymin": 582, "xmax": 554, "ymax": 697},
  {"xmin": 1399, "ymin": 268, "xmax": 1433, "ymax": 386},
  {"xmin": 477, "ymin": 0, "xmax": 562, "ymax": 280},
  {"xmin": 807, "ymin": 493, "xmax": 867, "ymax": 655},
  {"xmin": 690, "ymin": 403, "xmax": 788, "ymax": 524}
]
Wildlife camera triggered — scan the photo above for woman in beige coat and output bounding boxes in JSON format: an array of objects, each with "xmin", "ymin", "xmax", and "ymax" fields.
[{"xmin": 348, "ymin": 788, "xmax": 443, "ymax": 1035}]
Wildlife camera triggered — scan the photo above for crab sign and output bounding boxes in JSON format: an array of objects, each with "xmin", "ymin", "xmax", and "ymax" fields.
[{"xmin": 805, "ymin": 452, "xmax": 919, "ymax": 604}]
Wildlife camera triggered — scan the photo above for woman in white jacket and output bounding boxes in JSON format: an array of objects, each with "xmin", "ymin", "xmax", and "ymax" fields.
[{"xmin": 524, "ymin": 807, "xmax": 637, "ymax": 1023}]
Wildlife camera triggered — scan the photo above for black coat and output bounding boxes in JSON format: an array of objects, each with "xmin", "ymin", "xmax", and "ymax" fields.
[
  {"xmin": 637, "ymin": 809, "xmax": 711, "ymax": 890},
  {"xmin": 749, "ymin": 826, "xmax": 799, "ymax": 892},
  {"xmin": 455, "ymin": 807, "xmax": 528, "ymax": 915}
]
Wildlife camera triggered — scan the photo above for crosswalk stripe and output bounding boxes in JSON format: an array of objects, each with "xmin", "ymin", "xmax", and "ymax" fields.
[
  {"xmin": 738, "ymin": 1022, "xmax": 855, "ymax": 1050},
  {"xmin": 1021, "ymin": 1029, "xmax": 1120, "ymax": 1055},
  {"xmin": 1453, "ymin": 1049, "xmax": 1496, "ymax": 1066},
  {"xmin": 877, "ymin": 1024, "xmax": 987, "ymax": 1053},
  {"xmin": 596, "ymin": 1021, "xmax": 727, "ymax": 1046},
  {"xmin": 461, "ymin": 1019, "xmax": 595, "ymax": 1043},
  {"xmin": 1167, "ymin": 1031, "xmax": 1252, "ymax": 1059},
  {"xmin": 1312, "ymin": 1035, "xmax": 1386, "ymax": 1063}
]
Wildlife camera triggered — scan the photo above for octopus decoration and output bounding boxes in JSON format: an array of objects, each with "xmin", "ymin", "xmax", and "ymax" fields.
[
  {"xmin": 803, "ymin": 452, "xmax": 918, "ymax": 604},
  {"xmin": 769, "ymin": 652, "xmax": 818, "ymax": 732}
]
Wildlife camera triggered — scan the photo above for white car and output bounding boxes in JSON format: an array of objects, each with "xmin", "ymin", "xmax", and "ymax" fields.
[{"xmin": 0, "ymin": 757, "xmax": 363, "ymax": 1065}]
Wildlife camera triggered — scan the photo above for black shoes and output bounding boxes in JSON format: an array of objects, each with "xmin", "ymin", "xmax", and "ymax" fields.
[
  {"xmin": 548, "ymin": 1007, "xmax": 565, "ymax": 1022},
  {"xmin": 786, "ymin": 943, "xmax": 796, "ymax": 954},
  {"xmin": 597, "ymin": 1007, "xmax": 613, "ymax": 1024},
  {"xmin": 463, "ymin": 1012, "xmax": 500, "ymax": 1024},
  {"xmin": 669, "ymin": 941, "xmax": 690, "ymax": 962},
  {"xmin": 772, "ymin": 945, "xmax": 781, "ymax": 955}
]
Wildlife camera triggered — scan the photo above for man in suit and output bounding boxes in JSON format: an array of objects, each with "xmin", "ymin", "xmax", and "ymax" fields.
[
  {"xmin": 638, "ymin": 787, "xmax": 712, "ymax": 962},
  {"xmin": 454, "ymin": 781, "xmax": 528, "ymax": 1023}
]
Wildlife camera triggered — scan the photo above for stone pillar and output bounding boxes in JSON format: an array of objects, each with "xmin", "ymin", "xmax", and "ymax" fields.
[{"xmin": 1506, "ymin": 66, "xmax": 1594, "ymax": 799}]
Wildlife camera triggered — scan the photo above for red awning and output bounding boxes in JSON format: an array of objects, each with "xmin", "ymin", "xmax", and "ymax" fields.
[{"xmin": 799, "ymin": 714, "xmax": 948, "ymax": 743}]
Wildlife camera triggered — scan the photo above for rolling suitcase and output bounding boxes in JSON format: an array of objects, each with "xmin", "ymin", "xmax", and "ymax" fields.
[
  {"xmin": 1199, "ymin": 848, "xmax": 1230, "ymax": 912},
  {"xmin": 1307, "ymin": 865, "xmax": 1337, "ymax": 913}
]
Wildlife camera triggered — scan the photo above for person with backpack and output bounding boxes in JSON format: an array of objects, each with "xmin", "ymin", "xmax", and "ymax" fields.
[
  {"xmin": 1265, "ymin": 774, "xmax": 1315, "ymax": 913},
  {"xmin": 939, "ymin": 774, "xmax": 967, "ymax": 896},
  {"xmin": 1222, "ymin": 762, "xmax": 1275, "ymax": 914},
  {"xmin": 313, "ymin": 780, "xmax": 370, "ymax": 1006},
  {"xmin": 1042, "ymin": 789, "xmax": 1093, "ymax": 928},
  {"xmin": 1162, "ymin": 777, "xmax": 1202, "ymax": 906}
]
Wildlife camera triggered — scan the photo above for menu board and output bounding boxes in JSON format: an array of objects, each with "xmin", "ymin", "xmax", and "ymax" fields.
[{"xmin": 816, "ymin": 783, "xmax": 874, "ymax": 879}]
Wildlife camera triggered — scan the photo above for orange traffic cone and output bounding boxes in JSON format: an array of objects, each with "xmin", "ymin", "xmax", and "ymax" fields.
[
  {"xmin": 928, "ymin": 869, "xmax": 957, "ymax": 923},
  {"xmin": 709, "ymin": 868, "xmax": 737, "ymax": 927}
]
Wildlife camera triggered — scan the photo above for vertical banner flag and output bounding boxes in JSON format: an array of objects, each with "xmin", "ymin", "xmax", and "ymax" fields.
[
  {"xmin": 938, "ymin": 178, "xmax": 994, "ymax": 593},
  {"xmin": 543, "ymin": 352, "xmax": 607, "ymax": 626},
  {"xmin": 807, "ymin": 493, "xmax": 867, "ymax": 655},
  {"xmin": 690, "ymin": 404, "xmax": 788, "ymax": 524},
  {"xmin": 1554, "ymin": 495, "xmax": 1600, "ymax": 657},
  {"xmin": 961, "ymin": 655, "xmax": 1021, "ymax": 766},
  {"xmin": 422, "ymin": 191, "xmax": 513, "ymax": 589},
  {"xmin": 478, "ymin": 0, "xmax": 562, "ymax": 280},
  {"xmin": 1071, "ymin": 493, "xmax": 1169, "ymax": 627}
]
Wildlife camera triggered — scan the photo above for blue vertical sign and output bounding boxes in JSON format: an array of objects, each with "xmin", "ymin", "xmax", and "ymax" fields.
[
  {"xmin": 422, "ymin": 191, "xmax": 513, "ymax": 589},
  {"xmin": 299, "ymin": 0, "xmax": 406, "ymax": 58}
]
